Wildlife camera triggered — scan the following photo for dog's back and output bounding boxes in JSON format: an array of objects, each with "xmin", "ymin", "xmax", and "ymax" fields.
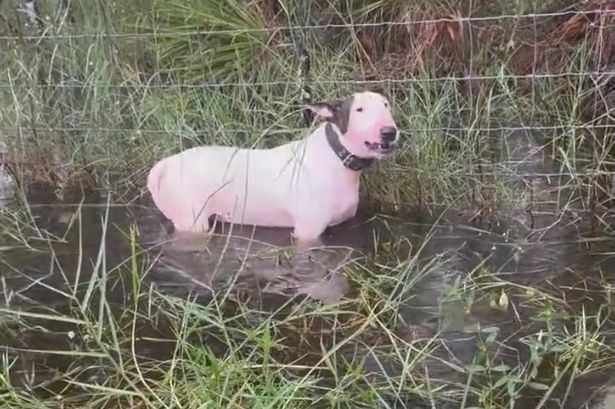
[{"xmin": 146, "ymin": 143, "xmax": 303, "ymax": 231}]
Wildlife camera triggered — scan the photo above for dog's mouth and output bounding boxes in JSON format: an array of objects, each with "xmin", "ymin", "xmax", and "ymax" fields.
[{"xmin": 365, "ymin": 141, "xmax": 397, "ymax": 154}]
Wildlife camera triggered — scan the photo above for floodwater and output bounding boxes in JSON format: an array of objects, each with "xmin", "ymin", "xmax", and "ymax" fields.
[{"xmin": 0, "ymin": 129, "xmax": 614, "ymax": 408}]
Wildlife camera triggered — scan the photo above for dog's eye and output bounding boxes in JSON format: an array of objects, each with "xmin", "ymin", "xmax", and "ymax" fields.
[{"xmin": 356, "ymin": 107, "xmax": 364, "ymax": 112}]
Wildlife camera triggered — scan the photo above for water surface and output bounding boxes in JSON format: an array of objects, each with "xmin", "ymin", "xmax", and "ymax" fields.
[{"xmin": 0, "ymin": 128, "xmax": 614, "ymax": 407}]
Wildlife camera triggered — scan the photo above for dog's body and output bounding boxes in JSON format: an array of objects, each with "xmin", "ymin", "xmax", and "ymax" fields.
[
  {"xmin": 147, "ymin": 124, "xmax": 360, "ymax": 235},
  {"xmin": 147, "ymin": 91, "xmax": 399, "ymax": 246}
]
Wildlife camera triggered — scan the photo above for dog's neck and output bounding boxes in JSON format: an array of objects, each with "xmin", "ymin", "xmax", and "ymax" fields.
[{"xmin": 324, "ymin": 123, "xmax": 374, "ymax": 171}]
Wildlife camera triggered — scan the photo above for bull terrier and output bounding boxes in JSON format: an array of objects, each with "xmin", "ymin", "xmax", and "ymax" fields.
[{"xmin": 147, "ymin": 91, "xmax": 399, "ymax": 248}]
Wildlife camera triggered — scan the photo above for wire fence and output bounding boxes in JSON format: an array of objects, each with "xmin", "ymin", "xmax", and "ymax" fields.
[
  {"xmin": 0, "ymin": 9, "xmax": 614, "ymax": 40},
  {"xmin": 0, "ymin": 70, "xmax": 614, "ymax": 89},
  {"xmin": 2, "ymin": 4, "xmax": 615, "ymax": 193},
  {"xmin": 1, "ymin": 124, "xmax": 614, "ymax": 135}
]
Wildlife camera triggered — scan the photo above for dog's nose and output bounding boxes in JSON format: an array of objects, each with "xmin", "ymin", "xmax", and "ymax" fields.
[{"xmin": 380, "ymin": 126, "xmax": 398, "ymax": 142}]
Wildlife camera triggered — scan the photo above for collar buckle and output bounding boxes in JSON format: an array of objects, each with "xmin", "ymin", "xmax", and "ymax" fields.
[{"xmin": 341, "ymin": 153, "xmax": 356, "ymax": 167}]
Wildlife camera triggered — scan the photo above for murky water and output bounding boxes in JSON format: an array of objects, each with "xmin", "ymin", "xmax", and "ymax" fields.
[
  {"xmin": 0, "ymin": 130, "xmax": 614, "ymax": 407},
  {"xmin": 0, "ymin": 184, "xmax": 612, "ymax": 408}
]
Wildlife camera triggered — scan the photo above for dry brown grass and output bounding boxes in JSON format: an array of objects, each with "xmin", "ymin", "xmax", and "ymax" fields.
[{"xmin": 320, "ymin": 1, "xmax": 615, "ymax": 81}]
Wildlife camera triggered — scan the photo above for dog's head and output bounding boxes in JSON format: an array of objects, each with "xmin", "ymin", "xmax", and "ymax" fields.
[{"xmin": 307, "ymin": 91, "xmax": 399, "ymax": 159}]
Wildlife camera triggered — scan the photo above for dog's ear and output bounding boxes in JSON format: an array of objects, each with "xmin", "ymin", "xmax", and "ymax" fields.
[{"xmin": 306, "ymin": 101, "xmax": 339, "ymax": 120}]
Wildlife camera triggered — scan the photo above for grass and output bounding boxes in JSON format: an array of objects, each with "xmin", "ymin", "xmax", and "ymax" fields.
[
  {"xmin": 1, "ymin": 0, "xmax": 613, "ymax": 213},
  {"xmin": 0, "ymin": 0, "xmax": 615, "ymax": 408},
  {"xmin": 0, "ymin": 197, "xmax": 613, "ymax": 408}
]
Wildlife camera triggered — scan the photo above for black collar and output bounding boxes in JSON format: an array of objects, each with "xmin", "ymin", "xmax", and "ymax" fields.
[{"xmin": 325, "ymin": 123, "xmax": 374, "ymax": 171}]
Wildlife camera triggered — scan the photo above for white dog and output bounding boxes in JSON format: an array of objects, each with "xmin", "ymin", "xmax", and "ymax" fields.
[{"xmin": 147, "ymin": 91, "xmax": 399, "ymax": 247}]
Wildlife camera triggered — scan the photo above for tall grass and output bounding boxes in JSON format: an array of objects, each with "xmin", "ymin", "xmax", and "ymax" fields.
[
  {"xmin": 1, "ymin": 0, "xmax": 613, "ymax": 213},
  {"xmin": 0, "ymin": 2, "xmax": 614, "ymax": 409},
  {"xmin": 0, "ymin": 198, "xmax": 613, "ymax": 408}
]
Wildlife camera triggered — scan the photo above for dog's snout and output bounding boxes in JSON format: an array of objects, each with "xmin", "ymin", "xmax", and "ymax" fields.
[{"xmin": 380, "ymin": 126, "xmax": 398, "ymax": 142}]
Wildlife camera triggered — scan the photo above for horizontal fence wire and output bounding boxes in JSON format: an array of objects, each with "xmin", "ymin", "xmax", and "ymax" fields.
[
  {"xmin": 0, "ymin": 71, "xmax": 614, "ymax": 89},
  {"xmin": 0, "ymin": 9, "xmax": 613, "ymax": 40},
  {"xmin": 0, "ymin": 125, "xmax": 613, "ymax": 135}
]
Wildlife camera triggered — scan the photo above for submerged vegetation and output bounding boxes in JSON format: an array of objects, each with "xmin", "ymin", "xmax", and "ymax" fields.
[
  {"xmin": 0, "ymin": 0, "xmax": 614, "ymax": 408},
  {"xmin": 1, "ymin": 196, "xmax": 613, "ymax": 408}
]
